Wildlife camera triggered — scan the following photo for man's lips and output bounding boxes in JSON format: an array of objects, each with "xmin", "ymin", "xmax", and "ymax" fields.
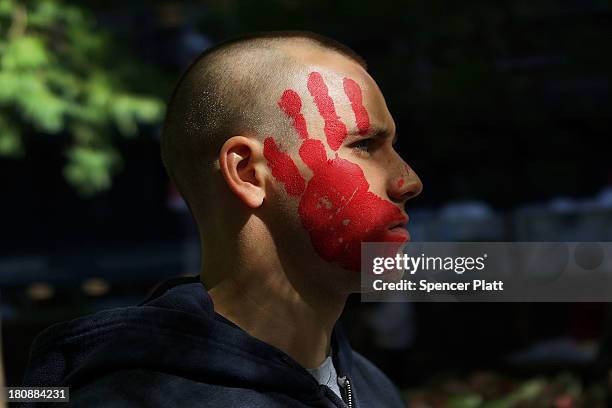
[
  {"xmin": 387, "ymin": 214, "xmax": 409, "ymax": 230},
  {"xmin": 386, "ymin": 214, "xmax": 411, "ymax": 241}
]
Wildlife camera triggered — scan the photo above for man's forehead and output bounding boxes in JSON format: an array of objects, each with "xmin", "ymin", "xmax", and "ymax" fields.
[
  {"xmin": 280, "ymin": 56, "xmax": 390, "ymax": 113},
  {"xmin": 279, "ymin": 43, "xmax": 371, "ymax": 89}
]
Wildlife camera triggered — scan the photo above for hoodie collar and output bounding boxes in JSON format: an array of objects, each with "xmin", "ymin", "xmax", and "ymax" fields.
[
  {"xmin": 141, "ymin": 276, "xmax": 354, "ymax": 376},
  {"xmin": 24, "ymin": 276, "xmax": 354, "ymax": 400}
]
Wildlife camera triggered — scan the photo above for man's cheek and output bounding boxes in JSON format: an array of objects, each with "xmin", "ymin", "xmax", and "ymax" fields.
[
  {"xmin": 297, "ymin": 161, "xmax": 402, "ymax": 271},
  {"xmin": 301, "ymin": 209, "xmax": 400, "ymax": 272}
]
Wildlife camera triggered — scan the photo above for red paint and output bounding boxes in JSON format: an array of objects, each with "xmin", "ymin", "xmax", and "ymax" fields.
[
  {"xmin": 343, "ymin": 78, "xmax": 370, "ymax": 135},
  {"xmin": 263, "ymin": 137, "xmax": 304, "ymax": 197},
  {"xmin": 265, "ymin": 71, "xmax": 407, "ymax": 272},
  {"xmin": 279, "ymin": 90, "xmax": 309, "ymax": 140},
  {"xmin": 397, "ymin": 178, "xmax": 404, "ymax": 188},
  {"xmin": 299, "ymin": 138, "xmax": 327, "ymax": 172},
  {"xmin": 307, "ymin": 72, "xmax": 347, "ymax": 151},
  {"xmin": 296, "ymin": 152, "xmax": 406, "ymax": 272}
]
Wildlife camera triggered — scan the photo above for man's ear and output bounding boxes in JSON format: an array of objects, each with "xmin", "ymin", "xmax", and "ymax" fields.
[{"xmin": 219, "ymin": 136, "xmax": 266, "ymax": 208}]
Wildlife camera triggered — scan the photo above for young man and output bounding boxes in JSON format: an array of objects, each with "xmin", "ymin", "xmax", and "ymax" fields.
[{"xmin": 23, "ymin": 31, "xmax": 422, "ymax": 407}]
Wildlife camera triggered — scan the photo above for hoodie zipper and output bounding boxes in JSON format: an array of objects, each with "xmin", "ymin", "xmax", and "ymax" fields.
[
  {"xmin": 280, "ymin": 353, "xmax": 354, "ymax": 407},
  {"xmin": 338, "ymin": 376, "xmax": 353, "ymax": 408}
]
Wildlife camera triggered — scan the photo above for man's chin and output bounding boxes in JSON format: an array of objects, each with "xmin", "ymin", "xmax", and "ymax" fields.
[
  {"xmin": 356, "ymin": 233, "xmax": 410, "ymax": 294},
  {"xmin": 359, "ymin": 267, "xmax": 405, "ymax": 294}
]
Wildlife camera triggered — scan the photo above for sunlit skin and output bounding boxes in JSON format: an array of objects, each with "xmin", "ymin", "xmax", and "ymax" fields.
[
  {"xmin": 204, "ymin": 46, "xmax": 422, "ymax": 370},
  {"xmin": 264, "ymin": 71, "xmax": 413, "ymax": 272}
]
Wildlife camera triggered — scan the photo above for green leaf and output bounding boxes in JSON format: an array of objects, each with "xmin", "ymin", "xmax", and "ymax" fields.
[
  {"xmin": 16, "ymin": 74, "xmax": 66, "ymax": 132},
  {"xmin": 0, "ymin": 0, "xmax": 14, "ymax": 16},
  {"xmin": 1, "ymin": 36, "xmax": 49, "ymax": 70},
  {"xmin": 0, "ymin": 113, "xmax": 23, "ymax": 157},
  {"xmin": 63, "ymin": 146, "xmax": 121, "ymax": 196},
  {"xmin": 0, "ymin": 71, "xmax": 20, "ymax": 101},
  {"xmin": 449, "ymin": 393, "xmax": 483, "ymax": 408},
  {"xmin": 111, "ymin": 94, "xmax": 164, "ymax": 137}
]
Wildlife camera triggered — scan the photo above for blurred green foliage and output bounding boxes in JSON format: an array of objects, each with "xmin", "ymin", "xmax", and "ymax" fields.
[
  {"xmin": 0, "ymin": 0, "xmax": 164, "ymax": 195},
  {"xmin": 408, "ymin": 371, "xmax": 606, "ymax": 408}
]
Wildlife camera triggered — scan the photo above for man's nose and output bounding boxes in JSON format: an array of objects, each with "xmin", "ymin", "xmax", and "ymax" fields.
[{"xmin": 388, "ymin": 163, "xmax": 423, "ymax": 204}]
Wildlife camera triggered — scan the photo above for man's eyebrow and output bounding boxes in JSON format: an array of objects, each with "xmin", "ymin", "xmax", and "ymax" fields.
[{"xmin": 346, "ymin": 124, "xmax": 395, "ymax": 142}]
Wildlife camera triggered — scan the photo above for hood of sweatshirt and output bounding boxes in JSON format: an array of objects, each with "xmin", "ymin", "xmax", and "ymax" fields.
[{"xmin": 22, "ymin": 276, "xmax": 355, "ymax": 401}]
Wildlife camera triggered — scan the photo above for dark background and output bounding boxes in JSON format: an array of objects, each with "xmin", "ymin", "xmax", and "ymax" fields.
[{"xmin": 1, "ymin": 0, "xmax": 611, "ymax": 405}]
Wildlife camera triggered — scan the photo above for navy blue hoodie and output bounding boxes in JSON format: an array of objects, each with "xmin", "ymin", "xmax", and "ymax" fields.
[{"xmin": 22, "ymin": 276, "xmax": 406, "ymax": 407}]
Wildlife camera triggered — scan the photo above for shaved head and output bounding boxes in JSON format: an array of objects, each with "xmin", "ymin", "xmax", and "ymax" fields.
[{"xmin": 160, "ymin": 31, "xmax": 366, "ymax": 215}]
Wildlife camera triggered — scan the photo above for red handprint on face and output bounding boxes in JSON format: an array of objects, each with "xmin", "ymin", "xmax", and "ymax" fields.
[{"xmin": 264, "ymin": 72, "xmax": 407, "ymax": 272}]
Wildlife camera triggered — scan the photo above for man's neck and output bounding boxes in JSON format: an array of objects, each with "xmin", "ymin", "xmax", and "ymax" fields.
[{"xmin": 202, "ymin": 233, "xmax": 348, "ymax": 369}]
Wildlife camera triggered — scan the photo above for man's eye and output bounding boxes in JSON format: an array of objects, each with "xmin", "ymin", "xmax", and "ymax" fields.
[{"xmin": 352, "ymin": 139, "xmax": 373, "ymax": 153}]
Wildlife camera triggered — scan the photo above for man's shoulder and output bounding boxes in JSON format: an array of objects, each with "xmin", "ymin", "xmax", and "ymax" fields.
[
  {"xmin": 57, "ymin": 369, "xmax": 310, "ymax": 408},
  {"xmin": 350, "ymin": 351, "xmax": 407, "ymax": 407},
  {"xmin": 53, "ymin": 369, "xmax": 195, "ymax": 408}
]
